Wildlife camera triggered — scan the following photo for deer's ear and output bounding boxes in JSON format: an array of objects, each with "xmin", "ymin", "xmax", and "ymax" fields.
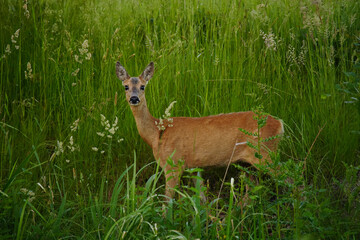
[
  {"xmin": 140, "ymin": 62, "xmax": 154, "ymax": 82},
  {"xmin": 116, "ymin": 62, "xmax": 130, "ymax": 81}
]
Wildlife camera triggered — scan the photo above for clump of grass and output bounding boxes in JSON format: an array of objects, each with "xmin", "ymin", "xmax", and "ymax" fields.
[{"xmin": 0, "ymin": 0, "xmax": 359, "ymax": 238}]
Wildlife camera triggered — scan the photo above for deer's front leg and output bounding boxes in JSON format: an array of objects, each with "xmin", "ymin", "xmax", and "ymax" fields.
[{"xmin": 164, "ymin": 165, "xmax": 182, "ymax": 200}]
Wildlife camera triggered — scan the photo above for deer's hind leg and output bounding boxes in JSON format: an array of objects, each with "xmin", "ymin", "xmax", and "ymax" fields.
[
  {"xmin": 239, "ymin": 172, "xmax": 258, "ymax": 207},
  {"xmin": 233, "ymin": 146, "xmax": 268, "ymax": 206},
  {"xmin": 191, "ymin": 171, "xmax": 207, "ymax": 203}
]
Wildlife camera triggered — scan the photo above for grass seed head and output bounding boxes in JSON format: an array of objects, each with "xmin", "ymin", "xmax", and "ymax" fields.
[
  {"xmin": 96, "ymin": 132, "xmax": 105, "ymax": 137},
  {"xmin": 71, "ymin": 68, "xmax": 80, "ymax": 76},
  {"xmin": 25, "ymin": 62, "xmax": 33, "ymax": 80},
  {"xmin": 70, "ymin": 119, "xmax": 80, "ymax": 132},
  {"xmin": 260, "ymin": 29, "xmax": 278, "ymax": 51},
  {"xmin": 5, "ymin": 44, "xmax": 11, "ymax": 55},
  {"xmin": 55, "ymin": 141, "xmax": 64, "ymax": 155},
  {"xmin": 23, "ymin": 0, "xmax": 30, "ymax": 19}
]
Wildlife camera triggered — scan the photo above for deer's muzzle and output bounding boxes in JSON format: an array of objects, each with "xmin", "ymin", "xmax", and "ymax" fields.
[{"xmin": 129, "ymin": 96, "xmax": 140, "ymax": 105}]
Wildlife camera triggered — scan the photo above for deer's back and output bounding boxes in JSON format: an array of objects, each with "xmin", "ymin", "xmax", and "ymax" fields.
[{"xmin": 155, "ymin": 111, "xmax": 283, "ymax": 168}]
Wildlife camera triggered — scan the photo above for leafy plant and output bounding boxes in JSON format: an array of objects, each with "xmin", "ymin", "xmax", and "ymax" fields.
[{"xmin": 336, "ymin": 37, "xmax": 360, "ymax": 115}]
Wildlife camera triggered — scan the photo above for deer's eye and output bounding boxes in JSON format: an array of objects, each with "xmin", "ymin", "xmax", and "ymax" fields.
[
  {"xmin": 124, "ymin": 85, "xmax": 129, "ymax": 91},
  {"xmin": 140, "ymin": 85, "xmax": 145, "ymax": 91}
]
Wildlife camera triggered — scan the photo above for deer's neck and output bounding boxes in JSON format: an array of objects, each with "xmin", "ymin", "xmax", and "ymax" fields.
[{"xmin": 130, "ymin": 101, "xmax": 159, "ymax": 148}]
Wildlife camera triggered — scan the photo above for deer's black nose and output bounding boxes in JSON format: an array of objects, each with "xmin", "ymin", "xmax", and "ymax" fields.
[{"xmin": 129, "ymin": 96, "xmax": 140, "ymax": 105}]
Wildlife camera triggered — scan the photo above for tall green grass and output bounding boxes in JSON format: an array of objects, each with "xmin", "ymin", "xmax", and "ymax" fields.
[{"xmin": 0, "ymin": 0, "xmax": 359, "ymax": 238}]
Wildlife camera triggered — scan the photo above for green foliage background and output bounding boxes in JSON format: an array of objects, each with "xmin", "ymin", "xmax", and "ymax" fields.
[{"xmin": 0, "ymin": 0, "xmax": 359, "ymax": 239}]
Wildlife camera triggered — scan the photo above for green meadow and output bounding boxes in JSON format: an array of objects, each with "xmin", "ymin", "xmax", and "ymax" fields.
[{"xmin": 1, "ymin": 0, "xmax": 359, "ymax": 239}]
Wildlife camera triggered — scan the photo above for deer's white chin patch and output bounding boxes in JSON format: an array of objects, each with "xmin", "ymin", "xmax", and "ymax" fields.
[{"xmin": 129, "ymin": 102, "xmax": 140, "ymax": 106}]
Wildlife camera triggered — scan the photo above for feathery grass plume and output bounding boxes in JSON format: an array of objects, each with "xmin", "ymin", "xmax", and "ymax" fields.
[
  {"xmin": 75, "ymin": 39, "xmax": 92, "ymax": 63},
  {"xmin": 287, "ymin": 45, "xmax": 297, "ymax": 67},
  {"xmin": 96, "ymin": 132, "xmax": 105, "ymax": 137},
  {"xmin": 11, "ymin": 29, "xmax": 20, "ymax": 49},
  {"xmin": 11, "ymin": 29, "xmax": 19, "ymax": 43},
  {"xmin": 20, "ymin": 188, "xmax": 35, "ymax": 202},
  {"xmin": 79, "ymin": 40, "xmax": 88, "ymax": 55},
  {"xmin": 67, "ymin": 136, "xmax": 79, "ymax": 152},
  {"xmin": 286, "ymin": 41, "xmax": 308, "ymax": 70},
  {"xmin": 1, "ymin": 44, "xmax": 11, "ymax": 60},
  {"xmin": 74, "ymin": 54, "xmax": 82, "ymax": 63},
  {"xmin": 250, "ymin": 3, "xmax": 269, "ymax": 23},
  {"xmin": 260, "ymin": 29, "xmax": 279, "ymax": 51},
  {"xmin": 213, "ymin": 56, "xmax": 220, "ymax": 66},
  {"xmin": 23, "ymin": 0, "xmax": 30, "ymax": 19},
  {"xmin": 155, "ymin": 101, "xmax": 176, "ymax": 130},
  {"xmin": 55, "ymin": 119, "xmax": 80, "ymax": 156},
  {"xmin": 328, "ymin": 45, "xmax": 335, "ymax": 66},
  {"xmin": 5, "ymin": 44, "xmax": 11, "ymax": 54},
  {"xmin": 0, "ymin": 0, "xmax": 359, "ymax": 238},
  {"xmin": 55, "ymin": 140, "xmax": 64, "ymax": 155},
  {"xmin": 299, "ymin": 2, "xmax": 330, "ymax": 43},
  {"xmin": 71, "ymin": 68, "xmax": 80, "ymax": 76},
  {"xmin": 24, "ymin": 62, "xmax": 33, "ymax": 79},
  {"xmin": 93, "ymin": 114, "xmax": 123, "ymax": 153},
  {"xmin": 70, "ymin": 118, "xmax": 80, "ymax": 132}
]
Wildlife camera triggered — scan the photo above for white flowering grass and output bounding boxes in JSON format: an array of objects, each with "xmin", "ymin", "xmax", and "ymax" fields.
[
  {"xmin": 286, "ymin": 41, "xmax": 308, "ymax": 70},
  {"xmin": 55, "ymin": 140, "xmax": 64, "ymax": 156},
  {"xmin": 24, "ymin": 62, "xmax": 33, "ymax": 79},
  {"xmin": 55, "ymin": 119, "xmax": 80, "ymax": 156},
  {"xmin": 23, "ymin": 0, "xmax": 30, "ymax": 18},
  {"xmin": 0, "ymin": 0, "xmax": 359, "ymax": 239},
  {"xmin": 70, "ymin": 119, "xmax": 80, "ymax": 132},
  {"xmin": 20, "ymin": 188, "xmax": 35, "ymax": 202},
  {"xmin": 75, "ymin": 39, "xmax": 92, "ymax": 64},
  {"xmin": 155, "ymin": 101, "xmax": 176, "ymax": 131},
  {"xmin": 92, "ymin": 114, "xmax": 124, "ymax": 153},
  {"xmin": 1, "ymin": 29, "xmax": 20, "ymax": 59},
  {"xmin": 260, "ymin": 29, "xmax": 280, "ymax": 51},
  {"xmin": 71, "ymin": 68, "xmax": 80, "ymax": 77},
  {"xmin": 11, "ymin": 29, "xmax": 20, "ymax": 50}
]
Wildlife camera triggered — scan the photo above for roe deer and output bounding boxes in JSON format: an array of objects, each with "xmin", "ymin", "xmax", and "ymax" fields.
[{"xmin": 116, "ymin": 62, "xmax": 284, "ymax": 199}]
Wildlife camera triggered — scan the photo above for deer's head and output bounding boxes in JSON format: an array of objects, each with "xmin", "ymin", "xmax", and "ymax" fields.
[{"xmin": 116, "ymin": 62, "xmax": 154, "ymax": 106}]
